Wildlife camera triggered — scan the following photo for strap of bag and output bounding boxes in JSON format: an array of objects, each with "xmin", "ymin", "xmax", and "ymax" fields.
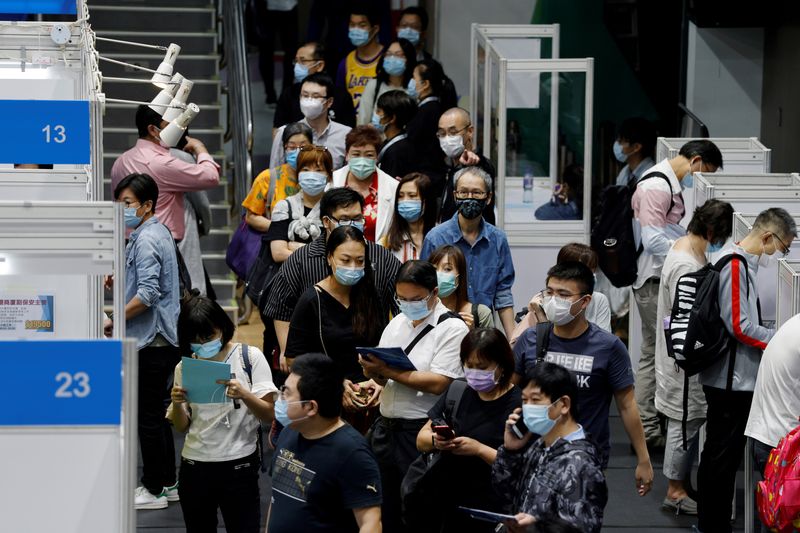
[
  {"xmin": 265, "ymin": 166, "xmax": 280, "ymax": 216},
  {"xmin": 314, "ymin": 286, "xmax": 329, "ymax": 358},
  {"xmin": 443, "ymin": 379, "xmax": 469, "ymax": 434},
  {"xmin": 403, "ymin": 311, "xmax": 462, "ymax": 355},
  {"xmin": 681, "ymin": 372, "xmax": 689, "ymax": 450},
  {"xmin": 714, "ymin": 253, "xmax": 750, "ymax": 392},
  {"xmin": 535, "ymin": 321, "xmax": 552, "ymax": 362},
  {"xmin": 471, "ymin": 303, "xmax": 480, "ymax": 328},
  {"xmin": 240, "ymin": 344, "xmax": 267, "ymax": 473},
  {"xmin": 635, "ymin": 171, "xmax": 676, "ymax": 214}
]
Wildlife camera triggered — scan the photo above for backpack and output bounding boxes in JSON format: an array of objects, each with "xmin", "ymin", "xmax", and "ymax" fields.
[
  {"xmin": 757, "ymin": 424, "xmax": 800, "ymax": 532},
  {"xmin": 591, "ymin": 171, "xmax": 675, "ymax": 288},
  {"xmin": 240, "ymin": 344, "xmax": 267, "ymax": 473}
]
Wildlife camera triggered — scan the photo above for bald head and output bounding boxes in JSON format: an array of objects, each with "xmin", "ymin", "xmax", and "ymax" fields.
[{"xmin": 437, "ymin": 107, "xmax": 474, "ymax": 150}]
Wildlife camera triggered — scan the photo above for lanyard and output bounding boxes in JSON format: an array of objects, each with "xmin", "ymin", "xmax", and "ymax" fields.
[
  {"xmin": 378, "ymin": 133, "xmax": 407, "ymax": 161},
  {"xmin": 419, "ymin": 96, "xmax": 439, "ymax": 107}
]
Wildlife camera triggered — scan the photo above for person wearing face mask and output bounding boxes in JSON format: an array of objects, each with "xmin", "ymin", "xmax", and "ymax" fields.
[
  {"xmin": 273, "ymin": 41, "xmax": 356, "ymax": 134},
  {"xmin": 167, "ymin": 296, "xmax": 277, "ymax": 531},
  {"xmin": 512, "ymin": 261, "xmax": 654, "ymax": 493},
  {"xmin": 267, "ymin": 353, "xmax": 383, "ymax": 533},
  {"xmin": 421, "ymin": 166, "xmax": 517, "ymax": 338},
  {"xmin": 357, "ymin": 39, "xmax": 417, "ymax": 126},
  {"xmin": 270, "ymin": 73, "xmax": 351, "ymax": 170},
  {"xmin": 374, "ymin": 90, "xmax": 418, "ymax": 179},
  {"xmin": 695, "ymin": 207, "xmax": 796, "ymax": 532},
  {"xmin": 631, "ymin": 139, "xmax": 723, "ymax": 450},
  {"xmin": 332, "ymin": 125, "xmax": 398, "ymax": 242},
  {"xmin": 336, "ymin": 5, "xmax": 385, "ymax": 113},
  {"xmin": 380, "ymin": 172, "xmax": 433, "ymax": 262},
  {"xmin": 492, "ymin": 362, "xmax": 607, "ymax": 533},
  {"xmin": 359, "ymin": 260, "xmax": 470, "ymax": 533},
  {"xmin": 413, "ymin": 328, "xmax": 521, "ymax": 532},
  {"xmin": 113, "ymin": 173, "xmax": 182, "ymax": 510},
  {"xmin": 428, "ymin": 244, "xmax": 494, "ymax": 329},
  {"xmin": 263, "ymin": 188, "xmax": 401, "ymax": 374},
  {"xmin": 396, "ymin": 6, "xmax": 432, "ymax": 62},
  {"xmin": 533, "ymin": 164, "xmax": 583, "ymax": 221},
  {"xmin": 614, "ymin": 117, "xmax": 656, "ymax": 186}
]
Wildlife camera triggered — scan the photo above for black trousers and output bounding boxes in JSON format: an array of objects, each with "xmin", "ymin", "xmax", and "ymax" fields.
[
  {"xmin": 178, "ymin": 452, "xmax": 261, "ymax": 533},
  {"xmin": 368, "ymin": 416, "xmax": 427, "ymax": 533},
  {"xmin": 697, "ymin": 386, "xmax": 754, "ymax": 533},
  {"xmin": 254, "ymin": 3, "xmax": 298, "ymax": 97},
  {"xmin": 139, "ymin": 344, "xmax": 181, "ymax": 495}
]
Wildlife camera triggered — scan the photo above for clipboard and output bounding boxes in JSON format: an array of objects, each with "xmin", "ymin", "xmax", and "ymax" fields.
[
  {"xmin": 357, "ymin": 346, "xmax": 416, "ymax": 371},
  {"xmin": 457, "ymin": 506, "xmax": 516, "ymax": 523},
  {"xmin": 181, "ymin": 356, "xmax": 231, "ymax": 404}
]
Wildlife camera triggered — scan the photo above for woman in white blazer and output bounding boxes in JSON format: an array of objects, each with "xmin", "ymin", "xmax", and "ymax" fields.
[{"xmin": 330, "ymin": 125, "xmax": 398, "ymax": 244}]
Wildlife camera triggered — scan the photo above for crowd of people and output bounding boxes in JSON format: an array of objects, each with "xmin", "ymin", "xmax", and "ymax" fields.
[{"xmin": 106, "ymin": 2, "xmax": 800, "ymax": 532}]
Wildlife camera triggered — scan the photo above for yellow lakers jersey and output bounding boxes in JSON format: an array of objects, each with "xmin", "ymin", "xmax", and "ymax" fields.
[{"xmin": 345, "ymin": 49, "xmax": 381, "ymax": 112}]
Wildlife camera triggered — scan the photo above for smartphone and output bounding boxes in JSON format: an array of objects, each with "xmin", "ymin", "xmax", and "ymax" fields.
[
  {"xmin": 511, "ymin": 416, "xmax": 529, "ymax": 439},
  {"xmin": 432, "ymin": 424, "xmax": 455, "ymax": 440}
]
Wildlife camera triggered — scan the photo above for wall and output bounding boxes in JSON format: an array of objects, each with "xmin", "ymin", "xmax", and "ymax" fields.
[{"xmin": 685, "ymin": 22, "xmax": 764, "ymax": 137}]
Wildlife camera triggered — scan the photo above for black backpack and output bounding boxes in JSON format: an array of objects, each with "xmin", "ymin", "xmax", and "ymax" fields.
[{"xmin": 591, "ymin": 171, "xmax": 676, "ymax": 288}]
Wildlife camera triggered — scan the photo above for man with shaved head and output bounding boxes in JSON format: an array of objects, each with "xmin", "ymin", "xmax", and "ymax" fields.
[{"xmin": 437, "ymin": 107, "xmax": 496, "ymax": 224}]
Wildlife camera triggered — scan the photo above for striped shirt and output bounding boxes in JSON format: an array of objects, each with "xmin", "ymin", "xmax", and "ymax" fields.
[{"xmin": 263, "ymin": 235, "xmax": 401, "ymax": 322}]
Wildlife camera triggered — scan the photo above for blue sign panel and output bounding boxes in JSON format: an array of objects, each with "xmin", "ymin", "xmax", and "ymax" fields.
[
  {"xmin": 0, "ymin": 340, "xmax": 123, "ymax": 426},
  {"xmin": 0, "ymin": 100, "xmax": 90, "ymax": 165},
  {"xmin": 0, "ymin": 1, "xmax": 76, "ymax": 15}
]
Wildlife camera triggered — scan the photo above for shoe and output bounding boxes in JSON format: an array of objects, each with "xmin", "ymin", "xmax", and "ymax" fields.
[
  {"xmin": 134, "ymin": 486, "xmax": 168, "ymax": 510},
  {"xmin": 662, "ymin": 495, "xmax": 698, "ymax": 515},
  {"xmin": 163, "ymin": 481, "xmax": 179, "ymax": 502}
]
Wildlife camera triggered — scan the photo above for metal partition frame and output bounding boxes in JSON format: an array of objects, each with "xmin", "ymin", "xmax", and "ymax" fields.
[
  {"xmin": 656, "ymin": 137, "xmax": 770, "ymax": 173},
  {"xmin": 776, "ymin": 259, "xmax": 800, "ymax": 328},
  {"xmin": 0, "ymin": 168, "xmax": 91, "ymax": 200},
  {"xmin": 694, "ymin": 173, "xmax": 800, "ymax": 212}
]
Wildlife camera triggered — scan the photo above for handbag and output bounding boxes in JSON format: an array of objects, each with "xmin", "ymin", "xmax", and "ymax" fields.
[
  {"xmin": 225, "ymin": 217, "xmax": 264, "ymax": 280},
  {"xmin": 245, "ymin": 201, "xmax": 293, "ymax": 307}
]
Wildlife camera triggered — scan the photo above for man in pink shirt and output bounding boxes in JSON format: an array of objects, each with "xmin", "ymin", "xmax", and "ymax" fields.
[{"xmin": 111, "ymin": 105, "xmax": 220, "ymax": 241}]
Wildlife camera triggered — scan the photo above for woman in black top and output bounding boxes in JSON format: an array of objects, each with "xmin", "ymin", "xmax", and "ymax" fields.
[
  {"xmin": 286, "ymin": 225, "xmax": 386, "ymax": 417},
  {"xmin": 415, "ymin": 328, "xmax": 522, "ymax": 533},
  {"xmin": 375, "ymin": 89, "xmax": 418, "ymax": 180}
]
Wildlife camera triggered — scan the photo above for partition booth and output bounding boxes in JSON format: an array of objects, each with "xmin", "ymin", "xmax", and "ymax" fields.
[
  {"xmin": 776, "ymin": 259, "xmax": 800, "ymax": 328},
  {"xmin": 471, "ymin": 24, "xmax": 593, "ymax": 307}
]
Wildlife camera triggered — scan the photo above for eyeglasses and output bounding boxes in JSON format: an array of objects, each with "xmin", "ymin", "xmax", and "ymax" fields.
[
  {"xmin": 327, "ymin": 215, "xmax": 365, "ymax": 225},
  {"xmin": 293, "ymin": 58, "xmax": 320, "ymax": 66},
  {"xmin": 773, "ymin": 234, "xmax": 791, "ymax": 257},
  {"xmin": 394, "ymin": 292, "xmax": 433, "ymax": 306},
  {"xmin": 120, "ymin": 201, "xmax": 141, "ymax": 209},
  {"xmin": 454, "ymin": 189, "xmax": 488, "ymax": 200},
  {"xmin": 436, "ymin": 124, "xmax": 471, "ymax": 139},
  {"xmin": 540, "ymin": 288, "xmax": 586, "ymax": 299}
]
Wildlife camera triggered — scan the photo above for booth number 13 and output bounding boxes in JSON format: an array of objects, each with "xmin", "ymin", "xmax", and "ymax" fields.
[
  {"xmin": 42, "ymin": 124, "xmax": 67, "ymax": 144},
  {"xmin": 55, "ymin": 372, "xmax": 90, "ymax": 398}
]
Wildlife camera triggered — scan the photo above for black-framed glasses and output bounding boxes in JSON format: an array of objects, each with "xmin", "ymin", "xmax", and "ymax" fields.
[
  {"xmin": 539, "ymin": 288, "xmax": 586, "ymax": 299},
  {"xmin": 773, "ymin": 233, "xmax": 791, "ymax": 257},
  {"xmin": 454, "ymin": 189, "xmax": 488, "ymax": 200},
  {"xmin": 327, "ymin": 215, "xmax": 365, "ymax": 225},
  {"xmin": 436, "ymin": 124, "xmax": 471, "ymax": 139}
]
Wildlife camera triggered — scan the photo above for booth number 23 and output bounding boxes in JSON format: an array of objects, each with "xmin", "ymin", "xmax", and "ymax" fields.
[
  {"xmin": 55, "ymin": 372, "xmax": 90, "ymax": 398},
  {"xmin": 42, "ymin": 124, "xmax": 67, "ymax": 144}
]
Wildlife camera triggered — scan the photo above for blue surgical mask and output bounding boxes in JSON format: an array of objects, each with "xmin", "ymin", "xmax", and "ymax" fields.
[
  {"xmin": 397, "ymin": 200, "xmax": 423, "ymax": 222},
  {"xmin": 190, "ymin": 337, "xmax": 222, "ymax": 359},
  {"xmin": 436, "ymin": 271, "xmax": 458, "ymax": 298},
  {"xmin": 522, "ymin": 400, "xmax": 560, "ymax": 435},
  {"xmin": 285, "ymin": 148, "xmax": 299, "ymax": 170},
  {"xmin": 613, "ymin": 140, "xmax": 628, "ymax": 163},
  {"xmin": 334, "ymin": 265, "xmax": 365, "ymax": 286},
  {"xmin": 124, "ymin": 206, "xmax": 143, "ymax": 229},
  {"xmin": 407, "ymin": 78, "xmax": 418, "ymax": 100},
  {"xmin": 397, "ymin": 27, "xmax": 421, "ymax": 45},
  {"xmin": 707, "ymin": 241, "xmax": 724, "ymax": 253},
  {"xmin": 349, "ymin": 27, "xmax": 371, "ymax": 47},
  {"xmin": 274, "ymin": 398, "xmax": 309, "ymax": 427},
  {"xmin": 399, "ymin": 297, "xmax": 433, "ymax": 321},
  {"xmin": 298, "ymin": 171, "xmax": 328, "ymax": 196},
  {"xmin": 371, "ymin": 112, "xmax": 385, "ymax": 132},
  {"xmin": 682, "ymin": 172, "xmax": 694, "ymax": 189},
  {"xmin": 383, "ymin": 56, "xmax": 406, "ymax": 76},
  {"xmin": 293, "ymin": 62, "xmax": 309, "ymax": 83}
]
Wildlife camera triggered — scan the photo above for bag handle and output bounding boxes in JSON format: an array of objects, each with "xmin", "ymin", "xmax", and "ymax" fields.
[
  {"xmin": 265, "ymin": 166, "xmax": 280, "ymax": 217},
  {"xmin": 443, "ymin": 379, "xmax": 468, "ymax": 434},
  {"xmin": 314, "ymin": 286, "xmax": 329, "ymax": 358},
  {"xmin": 404, "ymin": 312, "xmax": 462, "ymax": 355},
  {"xmin": 535, "ymin": 321, "xmax": 552, "ymax": 362}
]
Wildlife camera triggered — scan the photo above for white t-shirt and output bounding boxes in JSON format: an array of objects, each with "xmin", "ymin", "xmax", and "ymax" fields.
[
  {"xmin": 379, "ymin": 301, "xmax": 469, "ymax": 419},
  {"xmin": 745, "ymin": 313, "xmax": 800, "ymax": 448},
  {"xmin": 169, "ymin": 343, "xmax": 278, "ymax": 462}
]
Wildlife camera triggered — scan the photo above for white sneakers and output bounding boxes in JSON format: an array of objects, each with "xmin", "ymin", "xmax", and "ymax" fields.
[{"xmin": 134, "ymin": 482, "xmax": 179, "ymax": 510}]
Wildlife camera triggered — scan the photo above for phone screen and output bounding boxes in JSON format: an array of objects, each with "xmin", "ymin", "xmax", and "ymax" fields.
[{"xmin": 433, "ymin": 424, "xmax": 455, "ymax": 440}]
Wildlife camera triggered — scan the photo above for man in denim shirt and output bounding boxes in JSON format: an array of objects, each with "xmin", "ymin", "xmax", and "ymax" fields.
[
  {"xmin": 113, "ymin": 173, "xmax": 181, "ymax": 511},
  {"xmin": 421, "ymin": 166, "xmax": 516, "ymax": 336}
]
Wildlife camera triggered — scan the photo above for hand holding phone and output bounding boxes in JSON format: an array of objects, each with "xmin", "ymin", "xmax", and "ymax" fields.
[{"xmin": 432, "ymin": 424, "xmax": 455, "ymax": 441}]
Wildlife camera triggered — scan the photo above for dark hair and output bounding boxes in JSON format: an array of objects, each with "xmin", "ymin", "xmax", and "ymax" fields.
[
  {"xmin": 460, "ymin": 328, "xmax": 514, "ymax": 389},
  {"xmin": 345, "ymin": 124, "xmax": 384, "ymax": 152},
  {"xmin": 400, "ymin": 6, "xmax": 429, "ymax": 31},
  {"xmin": 349, "ymin": 0, "xmax": 379, "ymax": 26},
  {"xmin": 386, "ymin": 172, "xmax": 433, "ymax": 252},
  {"xmin": 282, "ymin": 122, "xmax": 314, "ymax": 147},
  {"xmin": 320, "ymin": 188, "xmax": 365, "ymax": 220},
  {"xmin": 305, "ymin": 41, "xmax": 325, "ymax": 61},
  {"xmin": 326, "ymin": 226, "xmax": 385, "ymax": 344},
  {"xmin": 396, "ymin": 259, "xmax": 438, "ymax": 292},
  {"xmin": 546, "ymin": 261, "xmax": 595, "ymax": 295},
  {"xmin": 113, "ymin": 173, "xmax": 159, "ymax": 212},
  {"xmin": 523, "ymin": 361, "xmax": 579, "ymax": 419},
  {"xmin": 177, "ymin": 296, "xmax": 236, "ymax": 356},
  {"xmin": 679, "ymin": 140, "xmax": 723, "ymax": 170},
  {"xmin": 754, "ymin": 207, "xmax": 798, "ymax": 240},
  {"xmin": 291, "ymin": 353, "xmax": 344, "ymax": 418},
  {"xmin": 135, "ymin": 104, "xmax": 163, "ymax": 138},
  {"xmin": 427, "ymin": 244, "xmax": 469, "ymax": 310},
  {"xmin": 617, "ymin": 117, "xmax": 657, "ymax": 160},
  {"xmin": 687, "ymin": 199, "xmax": 735, "ymax": 244},
  {"xmin": 297, "ymin": 146, "xmax": 334, "ymax": 178},
  {"xmin": 557, "ymin": 243, "xmax": 598, "ymax": 271},
  {"xmin": 302, "ymin": 72, "xmax": 335, "ymax": 100},
  {"xmin": 376, "ymin": 38, "xmax": 418, "ymax": 88},
  {"xmin": 376, "ymin": 89, "xmax": 418, "ymax": 130},
  {"xmin": 415, "ymin": 59, "xmax": 457, "ymax": 110},
  {"xmin": 560, "ymin": 164, "xmax": 583, "ymax": 208}
]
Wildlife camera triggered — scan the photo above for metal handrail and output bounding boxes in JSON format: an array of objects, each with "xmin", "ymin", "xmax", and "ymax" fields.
[{"xmin": 220, "ymin": 0, "xmax": 253, "ymax": 210}]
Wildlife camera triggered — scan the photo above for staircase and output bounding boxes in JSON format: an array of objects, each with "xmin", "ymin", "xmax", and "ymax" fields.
[{"xmin": 91, "ymin": 0, "xmax": 238, "ymax": 321}]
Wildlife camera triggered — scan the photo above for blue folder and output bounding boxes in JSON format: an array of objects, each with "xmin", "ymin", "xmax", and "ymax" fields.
[
  {"xmin": 181, "ymin": 357, "xmax": 231, "ymax": 404},
  {"xmin": 357, "ymin": 347, "xmax": 417, "ymax": 371}
]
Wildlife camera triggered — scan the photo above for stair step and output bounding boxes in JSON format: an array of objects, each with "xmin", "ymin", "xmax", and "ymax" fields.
[
  {"xmin": 210, "ymin": 276, "xmax": 236, "ymax": 301},
  {"xmin": 202, "ymin": 252, "xmax": 231, "ymax": 277},
  {"xmin": 89, "ymin": 4, "xmax": 216, "ymax": 32},
  {"xmin": 209, "ymin": 202, "xmax": 232, "ymax": 228},
  {"xmin": 201, "ymin": 227, "xmax": 234, "ymax": 250},
  {"xmin": 95, "ymin": 31, "xmax": 217, "ymax": 55},
  {"xmin": 99, "ymin": 53, "xmax": 219, "ymax": 80},
  {"xmin": 104, "ymin": 102, "xmax": 221, "ymax": 129}
]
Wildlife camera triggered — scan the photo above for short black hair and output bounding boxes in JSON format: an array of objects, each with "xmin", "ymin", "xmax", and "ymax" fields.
[
  {"xmin": 320, "ymin": 188, "xmax": 365, "ymax": 220},
  {"xmin": 302, "ymin": 72, "xmax": 335, "ymax": 99},
  {"xmin": 291, "ymin": 353, "xmax": 344, "ymax": 418},
  {"xmin": 376, "ymin": 89, "xmax": 417, "ymax": 130},
  {"xmin": 349, "ymin": 0, "xmax": 379, "ymax": 26},
  {"xmin": 135, "ymin": 104, "xmax": 163, "ymax": 138},
  {"xmin": 617, "ymin": 117, "xmax": 657, "ymax": 159},
  {"xmin": 177, "ymin": 296, "xmax": 236, "ymax": 356},
  {"xmin": 523, "ymin": 361, "xmax": 580, "ymax": 419},
  {"xmin": 396, "ymin": 259, "xmax": 437, "ymax": 292},
  {"xmin": 113, "ymin": 173, "xmax": 159, "ymax": 212},
  {"xmin": 687, "ymin": 199, "xmax": 735, "ymax": 245},
  {"xmin": 460, "ymin": 328, "xmax": 515, "ymax": 389},
  {"xmin": 400, "ymin": 6, "xmax": 429, "ymax": 30},
  {"xmin": 679, "ymin": 140, "xmax": 723, "ymax": 170},
  {"xmin": 546, "ymin": 261, "xmax": 594, "ymax": 295}
]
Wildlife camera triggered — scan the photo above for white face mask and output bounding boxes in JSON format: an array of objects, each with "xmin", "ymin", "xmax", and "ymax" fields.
[
  {"xmin": 439, "ymin": 134, "xmax": 465, "ymax": 159},
  {"xmin": 759, "ymin": 236, "xmax": 777, "ymax": 268},
  {"xmin": 300, "ymin": 97, "xmax": 326, "ymax": 120},
  {"xmin": 542, "ymin": 295, "xmax": 584, "ymax": 326}
]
